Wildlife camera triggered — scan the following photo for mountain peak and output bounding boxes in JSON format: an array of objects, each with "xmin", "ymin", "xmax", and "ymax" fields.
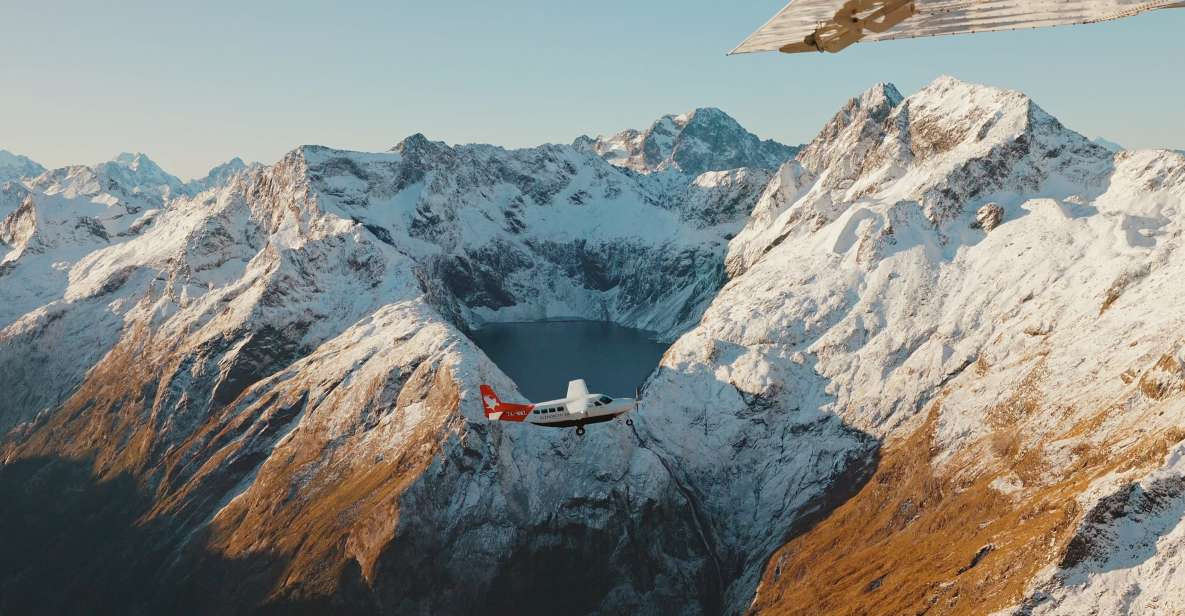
[
  {"xmin": 916, "ymin": 74, "xmax": 1018, "ymax": 100},
  {"xmin": 45, "ymin": 151, "xmax": 190, "ymax": 203},
  {"xmin": 905, "ymin": 75, "xmax": 1084, "ymax": 153},
  {"xmin": 911, "ymin": 75, "xmax": 1035, "ymax": 115},
  {"xmin": 803, "ymin": 76, "xmax": 1094, "ymax": 176},
  {"xmin": 584, "ymin": 107, "xmax": 799, "ymax": 175},
  {"xmin": 111, "ymin": 151, "xmax": 158, "ymax": 170},
  {"xmin": 392, "ymin": 133, "xmax": 451, "ymax": 156},
  {"xmin": 0, "ymin": 149, "xmax": 47, "ymax": 184},
  {"xmin": 101, "ymin": 152, "xmax": 182, "ymax": 186},
  {"xmin": 798, "ymin": 81, "xmax": 904, "ymax": 174},
  {"xmin": 186, "ymin": 157, "xmax": 258, "ymax": 193},
  {"xmin": 927, "ymin": 74, "xmax": 965, "ymax": 89},
  {"xmin": 205, "ymin": 156, "xmax": 247, "ymax": 173},
  {"xmin": 677, "ymin": 106, "xmax": 731, "ymax": 124},
  {"xmin": 860, "ymin": 82, "xmax": 905, "ymax": 108}
]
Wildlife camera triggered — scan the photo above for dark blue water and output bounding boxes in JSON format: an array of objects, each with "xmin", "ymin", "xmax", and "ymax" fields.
[{"xmin": 470, "ymin": 320, "xmax": 669, "ymax": 402}]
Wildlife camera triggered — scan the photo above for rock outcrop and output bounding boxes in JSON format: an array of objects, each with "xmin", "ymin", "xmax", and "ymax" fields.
[{"xmin": 975, "ymin": 202, "xmax": 1005, "ymax": 231}]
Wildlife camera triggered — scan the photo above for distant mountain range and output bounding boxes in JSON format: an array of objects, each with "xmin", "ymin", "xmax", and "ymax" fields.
[
  {"xmin": 576, "ymin": 106, "xmax": 799, "ymax": 176},
  {"xmin": 2, "ymin": 78, "xmax": 1185, "ymax": 616},
  {"xmin": 0, "ymin": 149, "xmax": 261, "ymax": 199}
]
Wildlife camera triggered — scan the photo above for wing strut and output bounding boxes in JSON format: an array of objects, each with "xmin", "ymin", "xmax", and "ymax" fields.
[{"xmin": 783, "ymin": 0, "xmax": 917, "ymax": 53}]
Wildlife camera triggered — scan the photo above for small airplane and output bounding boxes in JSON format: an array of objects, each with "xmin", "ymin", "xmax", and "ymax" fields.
[
  {"xmin": 731, "ymin": 0, "xmax": 1185, "ymax": 55},
  {"xmin": 480, "ymin": 379, "xmax": 637, "ymax": 436}
]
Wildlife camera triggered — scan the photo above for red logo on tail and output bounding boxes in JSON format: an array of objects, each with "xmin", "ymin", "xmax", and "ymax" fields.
[{"xmin": 480, "ymin": 384, "xmax": 534, "ymax": 422}]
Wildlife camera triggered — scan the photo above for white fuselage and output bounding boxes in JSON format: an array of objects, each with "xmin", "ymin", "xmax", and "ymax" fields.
[{"xmin": 527, "ymin": 392, "xmax": 636, "ymax": 426}]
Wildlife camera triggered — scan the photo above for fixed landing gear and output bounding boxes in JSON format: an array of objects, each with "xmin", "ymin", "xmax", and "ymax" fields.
[{"xmin": 575, "ymin": 425, "xmax": 586, "ymax": 436}]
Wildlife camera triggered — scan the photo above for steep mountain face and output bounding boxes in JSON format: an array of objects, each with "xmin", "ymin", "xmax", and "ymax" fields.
[
  {"xmin": 0, "ymin": 110, "xmax": 777, "ymax": 614},
  {"xmin": 1, "ymin": 79, "xmax": 1184, "ymax": 616},
  {"xmin": 578, "ymin": 107, "xmax": 800, "ymax": 175},
  {"xmin": 0, "ymin": 149, "xmax": 46, "ymax": 184},
  {"xmin": 723, "ymin": 76, "xmax": 1185, "ymax": 615}
]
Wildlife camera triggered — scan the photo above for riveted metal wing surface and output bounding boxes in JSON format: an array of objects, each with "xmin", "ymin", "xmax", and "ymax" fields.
[{"xmin": 732, "ymin": 0, "xmax": 1185, "ymax": 54}]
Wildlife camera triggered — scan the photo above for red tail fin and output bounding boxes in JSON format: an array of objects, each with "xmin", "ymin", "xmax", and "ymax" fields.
[
  {"xmin": 480, "ymin": 384, "xmax": 534, "ymax": 422},
  {"xmin": 480, "ymin": 384, "xmax": 502, "ymax": 417}
]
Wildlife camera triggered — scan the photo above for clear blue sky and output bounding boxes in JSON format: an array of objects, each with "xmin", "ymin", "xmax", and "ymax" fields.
[{"xmin": 2, "ymin": 1, "xmax": 1182, "ymax": 179}]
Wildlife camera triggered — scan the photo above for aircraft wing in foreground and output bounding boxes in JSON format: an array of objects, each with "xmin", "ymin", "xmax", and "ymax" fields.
[{"xmin": 732, "ymin": 0, "xmax": 1185, "ymax": 55}]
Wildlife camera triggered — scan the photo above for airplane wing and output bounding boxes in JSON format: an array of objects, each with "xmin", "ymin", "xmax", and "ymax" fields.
[
  {"xmin": 732, "ymin": 0, "xmax": 1185, "ymax": 55},
  {"xmin": 566, "ymin": 379, "xmax": 590, "ymax": 400}
]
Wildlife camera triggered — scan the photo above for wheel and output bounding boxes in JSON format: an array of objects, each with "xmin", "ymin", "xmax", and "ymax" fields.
[
  {"xmin": 625, "ymin": 418, "xmax": 634, "ymax": 427},
  {"xmin": 575, "ymin": 425, "xmax": 586, "ymax": 436}
]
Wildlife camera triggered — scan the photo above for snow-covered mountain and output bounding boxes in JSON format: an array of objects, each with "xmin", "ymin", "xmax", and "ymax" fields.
[
  {"xmin": 731, "ymin": 76, "xmax": 1185, "ymax": 615},
  {"xmin": 1, "ymin": 78, "xmax": 1184, "ymax": 616},
  {"xmin": 0, "ymin": 149, "xmax": 46, "ymax": 184},
  {"xmin": 186, "ymin": 156, "xmax": 263, "ymax": 194},
  {"xmin": 97, "ymin": 152, "xmax": 188, "ymax": 197},
  {"xmin": 577, "ymin": 107, "xmax": 800, "ymax": 175},
  {"xmin": 26, "ymin": 152, "xmax": 189, "ymax": 215}
]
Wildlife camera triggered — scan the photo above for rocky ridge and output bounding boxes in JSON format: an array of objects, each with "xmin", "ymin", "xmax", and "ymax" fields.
[
  {"xmin": 1, "ymin": 79, "xmax": 1184, "ymax": 615},
  {"xmin": 577, "ymin": 107, "xmax": 799, "ymax": 176}
]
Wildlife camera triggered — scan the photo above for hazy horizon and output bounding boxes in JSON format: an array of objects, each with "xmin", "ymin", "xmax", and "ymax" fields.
[{"xmin": 3, "ymin": 1, "xmax": 1183, "ymax": 179}]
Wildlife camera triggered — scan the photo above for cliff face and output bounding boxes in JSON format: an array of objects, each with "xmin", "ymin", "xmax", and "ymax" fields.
[
  {"xmin": 2, "ymin": 78, "xmax": 1185, "ymax": 616},
  {"xmin": 719, "ymin": 77, "xmax": 1185, "ymax": 615}
]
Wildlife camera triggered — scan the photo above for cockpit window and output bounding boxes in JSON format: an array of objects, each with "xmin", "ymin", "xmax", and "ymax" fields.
[{"xmin": 599, "ymin": 396, "xmax": 613, "ymax": 404}]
